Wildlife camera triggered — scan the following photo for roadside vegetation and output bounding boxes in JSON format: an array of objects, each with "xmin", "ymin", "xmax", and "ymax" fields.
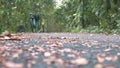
[{"xmin": 0, "ymin": 0, "xmax": 120, "ymax": 34}]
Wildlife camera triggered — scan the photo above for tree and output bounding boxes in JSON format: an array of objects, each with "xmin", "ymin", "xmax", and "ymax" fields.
[
  {"xmin": 54, "ymin": 0, "xmax": 120, "ymax": 33},
  {"xmin": 0, "ymin": 0, "xmax": 55, "ymax": 32}
]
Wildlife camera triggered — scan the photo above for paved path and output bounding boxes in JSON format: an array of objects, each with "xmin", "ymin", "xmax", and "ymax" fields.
[{"xmin": 0, "ymin": 33, "xmax": 120, "ymax": 68}]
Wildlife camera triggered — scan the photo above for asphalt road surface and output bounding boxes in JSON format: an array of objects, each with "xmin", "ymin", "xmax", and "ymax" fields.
[{"xmin": 0, "ymin": 33, "xmax": 120, "ymax": 68}]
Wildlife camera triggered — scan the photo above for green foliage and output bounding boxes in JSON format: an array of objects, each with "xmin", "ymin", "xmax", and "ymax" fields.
[
  {"xmin": 0, "ymin": 0, "xmax": 55, "ymax": 33},
  {"xmin": 54, "ymin": 0, "xmax": 120, "ymax": 33},
  {"xmin": 0, "ymin": 0, "xmax": 120, "ymax": 34}
]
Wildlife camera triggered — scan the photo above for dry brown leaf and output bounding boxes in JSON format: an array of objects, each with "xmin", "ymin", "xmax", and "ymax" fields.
[
  {"xmin": 35, "ymin": 46, "xmax": 45, "ymax": 52},
  {"xmin": 0, "ymin": 30, "xmax": 22, "ymax": 41},
  {"xmin": 0, "ymin": 45, "xmax": 4, "ymax": 51},
  {"xmin": 112, "ymin": 56, "xmax": 118, "ymax": 62},
  {"xmin": 54, "ymin": 58, "xmax": 65, "ymax": 68},
  {"xmin": 67, "ymin": 54, "xmax": 76, "ymax": 58},
  {"xmin": 1, "ymin": 30, "xmax": 11, "ymax": 37},
  {"xmin": 44, "ymin": 56, "xmax": 64, "ymax": 68},
  {"xmin": 0, "ymin": 56, "xmax": 5, "ymax": 63},
  {"xmin": 48, "ymin": 42, "xmax": 63, "ymax": 48},
  {"xmin": 43, "ymin": 56, "xmax": 56, "ymax": 64},
  {"xmin": 117, "ymin": 53, "xmax": 120, "ymax": 56},
  {"xmin": 31, "ymin": 60, "xmax": 37, "ymax": 64},
  {"xmin": 4, "ymin": 36, "xmax": 11, "ymax": 40},
  {"xmin": 63, "ymin": 48, "xmax": 72, "ymax": 53},
  {"xmin": 105, "ymin": 56, "xmax": 112, "ymax": 61},
  {"xmin": 12, "ymin": 53, "xmax": 19, "ymax": 58},
  {"xmin": 56, "ymin": 42, "xmax": 63, "ymax": 48},
  {"xmin": 11, "ymin": 36, "xmax": 21, "ymax": 41},
  {"xmin": 44, "ymin": 52, "xmax": 51, "ymax": 57},
  {"xmin": 94, "ymin": 64, "xmax": 104, "ymax": 68},
  {"xmin": 81, "ymin": 50, "xmax": 88, "ymax": 54},
  {"xmin": 56, "ymin": 58, "xmax": 64, "ymax": 65},
  {"xmin": 104, "ymin": 65, "xmax": 116, "ymax": 68},
  {"xmin": 71, "ymin": 57, "xmax": 88, "ymax": 65},
  {"xmin": 3, "ymin": 61, "xmax": 23, "ymax": 68},
  {"xmin": 104, "ymin": 48, "xmax": 111, "ymax": 52},
  {"xmin": 104, "ymin": 55, "xmax": 118, "ymax": 62},
  {"xmin": 96, "ymin": 54, "xmax": 105, "ymax": 63}
]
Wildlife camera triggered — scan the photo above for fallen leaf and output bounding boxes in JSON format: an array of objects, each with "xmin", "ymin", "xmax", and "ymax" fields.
[
  {"xmin": 104, "ymin": 48, "xmax": 111, "ymax": 52},
  {"xmin": 105, "ymin": 56, "xmax": 112, "ymax": 61},
  {"xmin": 43, "ymin": 56, "xmax": 56, "ymax": 64},
  {"xmin": 104, "ymin": 65, "xmax": 116, "ymax": 68},
  {"xmin": 63, "ymin": 48, "xmax": 72, "ymax": 53},
  {"xmin": 48, "ymin": 42, "xmax": 63, "ymax": 48},
  {"xmin": 3, "ymin": 61, "xmax": 23, "ymax": 68},
  {"xmin": 44, "ymin": 57, "xmax": 65, "ymax": 68},
  {"xmin": 117, "ymin": 53, "xmax": 120, "ymax": 56},
  {"xmin": 35, "ymin": 46, "xmax": 45, "ymax": 52},
  {"xmin": 112, "ymin": 56, "xmax": 118, "ymax": 62},
  {"xmin": 67, "ymin": 54, "xmax": 76, "ymax": 58},
  {"xmin": 12, "ymin": 53, "xmax": 19, "ymax": 58},
  {"xmin": 4, "ymin": 36, "xmax": 11, "ymax": 40},
  {"xmin": 44, "ymin": 52, "xmax": 51, "ymax": 57},
  {"xmin": 1, "ymin": 30, "xmax": 11, "ymax": 37},
  {"xmin": 71, "ymin": 57, "xmax": 88, "ymax": 65},
  {"xmin": 0, "ymin": 45, "xmax": 4, "ymax": 51},
  {"xmin": 94, "ymin": 64, "xmax": 104, "ymax": 68},
  {"xmin": 96, "ymin": 54, "xmax": 105, "ymax": 63},
  {"xmin": 0, "ymin": 56, "xmax": 5, "ymax": 63},
  {"xmin": 53, "ymin": 58, "xmax": 65, "ymax": 68},
  {"xmin": 11, "ymin": 36, "xmax": 21, "ymax": 41}
]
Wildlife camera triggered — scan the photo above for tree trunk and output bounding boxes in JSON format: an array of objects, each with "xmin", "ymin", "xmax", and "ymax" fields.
[
  {"xmin": 81, "ymin": 0, "xmax": 85, "ymax": 28},
  {"xmin": 113, "ymin": 0, "xmax": 118, "ymax": 12},
  {"xmin": 106, "ymin": 0, "xmax": 111, "ymax": 12}
]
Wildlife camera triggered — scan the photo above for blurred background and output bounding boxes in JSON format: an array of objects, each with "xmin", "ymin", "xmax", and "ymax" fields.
[{"xmin": 0, "ymin": 0, "xmax": 120, "ymax": 34}]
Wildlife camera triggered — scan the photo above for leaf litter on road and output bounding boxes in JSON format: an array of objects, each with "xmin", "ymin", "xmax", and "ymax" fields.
[{"xmin": 0, "ymin": 33, "xmax": 120, "ymax": 68}]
